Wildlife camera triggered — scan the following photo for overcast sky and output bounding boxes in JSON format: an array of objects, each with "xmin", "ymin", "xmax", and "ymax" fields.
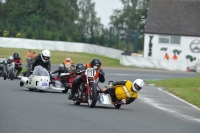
[
  {"xmin": 92, "ymin": 0, "xmax": 123, "ymax": 26},
  {"xmin": 1, "ymin": 0, "xmax": 123, "ymax": 26}
]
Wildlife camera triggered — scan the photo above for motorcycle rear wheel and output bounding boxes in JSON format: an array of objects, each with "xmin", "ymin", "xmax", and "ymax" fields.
[
  {"xmin": 88, "ymin": 83, "xmax": 97, "ymax": 108},
  {"xmin": 74, "ymin": 100, "xmax": 81, "ymax": 105}
]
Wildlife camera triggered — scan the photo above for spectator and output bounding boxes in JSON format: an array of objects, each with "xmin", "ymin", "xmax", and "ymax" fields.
[
  {"xmin": 32, "ymin": 51, "xmax": 37, "ymax": 59},
  {"xmin": 164, "ymin": 53, "xmax": 170, "ymax": 60},
  {"xmin": 25, "ymin": 50, "xmax": 32, "ymax": 69},
  {"xmin": 172, "ymin": 53, "xmax": 178, "ymax": 60},
  {"xmin": 63, "ymin": 57, "xmax": 74, "ymax": 71}
]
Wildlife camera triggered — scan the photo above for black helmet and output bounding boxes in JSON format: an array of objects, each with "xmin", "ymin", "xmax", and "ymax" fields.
[
  {"xmin": 76, "ymin": 62, "xmax": 85, "ymax": 70},
  {"xmin": 13, "ymin": 52, "xmax": 19, "ymax": 59},
  {"xmin": 58, "ymin": 64, "xmax": 64, "ymax": 71},
  {"xmin": 91, "ymin": 58, "xmax": 101, "ymax": 70}
]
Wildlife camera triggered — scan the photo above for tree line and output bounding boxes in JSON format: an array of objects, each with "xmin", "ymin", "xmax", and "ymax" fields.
[{"xmin": 0, "ymin": 0, "xmax": 149, "ymax": 53}]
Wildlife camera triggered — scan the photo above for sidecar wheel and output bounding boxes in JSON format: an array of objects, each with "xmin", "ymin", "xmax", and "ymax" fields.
[
  {"xmin": 74, "ymin": 100, "xmax": 81, "ymax": 105},
  {"xmin": 62, "ymin": 87, "xmax": 68, "ymax": 93},
  {"xmin": 88, "ymin": 83, "xmax": 97, "ymax": 108},
  {"xmin": 114, "ymin": 104, "xmax": 121, "ymax": 109}
]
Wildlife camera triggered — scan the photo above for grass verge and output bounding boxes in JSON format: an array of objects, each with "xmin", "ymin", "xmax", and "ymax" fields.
[
  {"xmin": 146, "ymin": 77, "xmax": 200, "ymax": 108},
  {"xmin": 0, "ymin": 47, "xmax": 126, "ymax": 67}
]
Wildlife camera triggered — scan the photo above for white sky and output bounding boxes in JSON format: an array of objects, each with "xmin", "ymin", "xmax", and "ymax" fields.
[{"xmin": 92, "ymin": 0, "xmax": 123, "ymax": 26}]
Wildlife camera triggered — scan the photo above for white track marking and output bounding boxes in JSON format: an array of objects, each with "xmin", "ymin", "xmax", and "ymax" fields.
[
  {"xmin": 158, "ymin": 88, "xmax": 200, "ymax": 111},
  {"xmin": 140, "ymin": 87, "xmax": 200, "ymax": 124},
  {"xmin": 141, "ymin": 97, "xmax": 200, "ymax": 124}
]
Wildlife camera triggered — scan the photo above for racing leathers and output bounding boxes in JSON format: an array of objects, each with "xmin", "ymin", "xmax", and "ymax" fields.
[
  {"xmin": 51, "ymin": 66, "xmax": 68, "ymax": 77},
  {"xmin": 13, "ymin": 57, "xmax": 22, "ymax": 75},
  {"xmin": 27, "ymin": 54, "xmax": 51, "ymax": 76},
  {"xmin": 68, "ymin": 63, "xmax": 105, "ymax": 100},
  {"xmin": 104, "ymin": 80, "xmax": 138, "ymax": 104}
]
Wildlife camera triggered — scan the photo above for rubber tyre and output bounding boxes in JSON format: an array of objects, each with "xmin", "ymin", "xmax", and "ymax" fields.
[
  {"xmin": 9, "ymin": 71, "xmax": 14, "ymax": 80},
  {"xmin": 88, "ymin": 83, "xmax": 97, "ymax": 108},
  {"xmin": 73, "ymin": 100, "xmax": 81, "ymax": 105},
  {"xmin": 3, "ymin": 74, "xmax": 7, "ymax": 80},
  {"xmin": 114, "ymin": 104, "xmax": 121, "ymax": 109},
  {"xmin": 62, "ymin": 87, "xmax": 68, "ymax": 93}
]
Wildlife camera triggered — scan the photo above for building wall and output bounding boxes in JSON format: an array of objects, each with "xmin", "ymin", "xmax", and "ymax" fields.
[{"xmin": 144, "ymin": 33, "xmax": 200, "ymax": 66}]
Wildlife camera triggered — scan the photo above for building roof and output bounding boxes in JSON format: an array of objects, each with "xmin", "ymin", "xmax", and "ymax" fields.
[{"xmin": 145, "ymin": 0, "xmax": 200, "ymax": 36}]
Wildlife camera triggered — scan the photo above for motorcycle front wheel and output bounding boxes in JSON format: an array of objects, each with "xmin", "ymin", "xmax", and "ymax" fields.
[
  {"xmin": 87, "ymin": 83, "xmax": 97, "ymax": 108},
  {"xmin": 9, "ymin": 71, "xmax": 14, "ymax": 80}
]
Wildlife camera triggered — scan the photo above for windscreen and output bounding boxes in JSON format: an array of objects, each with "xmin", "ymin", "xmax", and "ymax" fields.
[{"xmin": 33, "ymin": 66, "xmax": 49, "ymax": 76}]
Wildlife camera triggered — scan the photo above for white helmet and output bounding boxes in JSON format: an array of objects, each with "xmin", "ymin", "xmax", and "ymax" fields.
[
  {"xmin": 132, "ymin": 79, "xmax": 144, "ymax": 92},
  {"xmin": 66, "ymin": 57, "xmax": 71, "ymax": 62},
  {"xmin": 8, "ymin": 56, "xmax": 14, "ymax": 60},
  {"xmin": 41, "ymin": 50, "xmax": 51, "ymax": 63}
]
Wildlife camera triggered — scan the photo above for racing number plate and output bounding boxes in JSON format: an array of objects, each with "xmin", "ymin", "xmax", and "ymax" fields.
[{"xmin": 40, "ymin": 80, "xmax": 49, "ymax": 88}]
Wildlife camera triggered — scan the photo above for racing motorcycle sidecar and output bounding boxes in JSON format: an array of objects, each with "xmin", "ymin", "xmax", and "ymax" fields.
[
  {"xmin": 96, "ymin": 81, "xmax": 124, "ymax": 109},
  {"xmin": 20, "ymin": 65, "xmax": 65, "ymax": 92}
]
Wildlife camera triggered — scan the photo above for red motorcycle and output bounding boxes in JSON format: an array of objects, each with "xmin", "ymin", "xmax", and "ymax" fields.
[
  {"xmin": 72, "ymin": 67, "xmax": 98, "ymax": 108},
  {"xmin": 51, "ymin": 70, "xmax": 79, "ymax": 93}
]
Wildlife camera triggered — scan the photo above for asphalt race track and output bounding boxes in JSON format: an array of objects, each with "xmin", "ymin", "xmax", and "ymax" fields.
[{"xmin": 0, "ymin": 67, "xmax": 200, "ymax": 133}]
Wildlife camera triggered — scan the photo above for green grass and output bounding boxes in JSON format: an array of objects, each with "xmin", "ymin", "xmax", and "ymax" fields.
[
  {"xmin": 0, "ymin": 47, "xmax": 125, "ymax": 67},
  {"xmin": 146, "ymin": 77, "xmax": 200, "ymax": 108}
]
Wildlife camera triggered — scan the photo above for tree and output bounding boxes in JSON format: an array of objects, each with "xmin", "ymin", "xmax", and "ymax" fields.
[
  {"xmin": 109, "ymin": 0, "xmax": 150, "ymax": 51},
  {"xmin": 0, "ymin": 0, "xmax": 79, "ymax": 41},
  {"xmin": 77, "ymin": 0, "xmax": 101, "ymax": 44}
]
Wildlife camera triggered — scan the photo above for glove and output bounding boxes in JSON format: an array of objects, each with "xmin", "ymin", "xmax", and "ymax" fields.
[
  {"xmin": 105, "ymin": 84, "xmax": 112, "ymax": 89},
  {"xmin": 121, "ymin": 99, "xmax": 126, "ymax": 104},
  {"xmin": 99, "ymin": 69, "xmax": 105, "ymax": 75}
]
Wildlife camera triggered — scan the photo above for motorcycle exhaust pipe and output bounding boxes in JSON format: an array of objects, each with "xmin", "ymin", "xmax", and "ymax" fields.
[{"xmin": 21, "ymin": 77, "xmax": 28, "ymax": 84}]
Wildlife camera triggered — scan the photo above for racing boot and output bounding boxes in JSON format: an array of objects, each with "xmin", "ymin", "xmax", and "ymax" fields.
[{"xmin": 68, "ymin": 92, "xmax": 76, "ymax": 100}]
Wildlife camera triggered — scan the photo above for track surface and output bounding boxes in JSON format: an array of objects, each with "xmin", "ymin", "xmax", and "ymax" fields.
[{"xmin": 0, "ymin": 67, "xmax": 200, "ymax": 133}]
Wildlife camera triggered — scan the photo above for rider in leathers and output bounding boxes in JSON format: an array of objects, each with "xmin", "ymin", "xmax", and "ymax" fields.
[
  {"xmin": 51, "ymin": 64, "xmax": 68, "ymax": 77},
  {"xmin": 68, "ymin": 58, "xmax": 105, "ymax": 100},
  {"xmin": 13, "ymin": 52, "xmax": 23, "ymax": 76},
  {"xmin": 26, "ymin": 50, "xmax": 51, "ymax": 77},
  {"xmin": 103, "ymin": 79, "xmax": 144, "ymax": 104}
]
